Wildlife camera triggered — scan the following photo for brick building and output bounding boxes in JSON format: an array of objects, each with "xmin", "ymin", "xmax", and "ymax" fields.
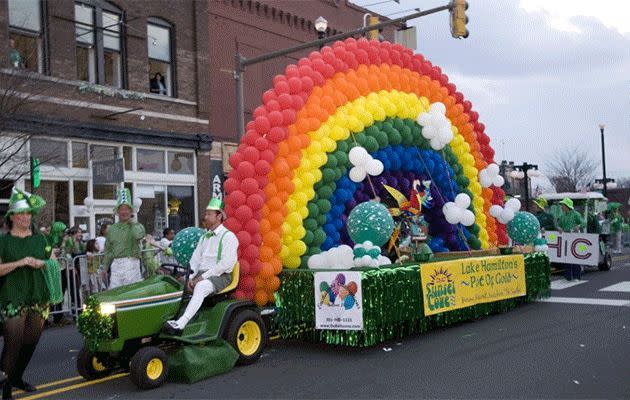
[
  {"xmin": 0, "ymin": 0, "xmax": 388, "ymax": 238},
  {"xmin": 0, "ymin": 0, "xmax": 210, "ymax": 236}
]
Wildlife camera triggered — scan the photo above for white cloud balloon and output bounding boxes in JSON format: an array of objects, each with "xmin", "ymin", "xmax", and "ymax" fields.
[
  {"xmin": 348, "ymin": 146, "xmax": 384, "ymax": 183},
  {"xmin": 442, "ymin": 193, "xmax": 476, "ymax": 226},
  {"xmin": 489, "ymin": 197, "xmax": 521, "ymax": 224},
  {"xmin": 307, "ymin": 245, "xmax": 355, "ymax": 269},
  {"xmin": 479, "ymin": 163, "xmax": 505, "ymax": 188},
  {"xmin": 416, "ymin": 102, "xmax": 454, "ymax": 150}
]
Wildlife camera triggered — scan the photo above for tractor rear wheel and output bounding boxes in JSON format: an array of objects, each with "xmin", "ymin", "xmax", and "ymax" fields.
[{"xmin": 227, "ymin": 309, "xmax": 267, "ymax": 365}]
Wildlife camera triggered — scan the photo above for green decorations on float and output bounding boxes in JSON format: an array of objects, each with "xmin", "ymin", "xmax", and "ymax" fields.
[
  {"xmin": 507, "ymin": 211, "xmax": 540, "ymax": 244},
  {"xmin": 172, "ymin": 227, "xmax": 206, "ymax": 266},
  {"xmin": 77, "ymin": 296, "xmax": 114, "ymax": 352},
  {"xmin": 346, "ymin": 201, "xmax": 395, "ymax": 246}
]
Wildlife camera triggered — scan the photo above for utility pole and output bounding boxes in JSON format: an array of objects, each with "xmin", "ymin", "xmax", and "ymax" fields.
[{"xmin": 511, "ymin": 162, "xmax": 539, "ymax": 212}]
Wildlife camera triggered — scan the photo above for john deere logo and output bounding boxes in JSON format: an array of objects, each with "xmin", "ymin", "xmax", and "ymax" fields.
[{"xmin": 426, "ymin": 267, "xmax": 456, "ymax": 311}]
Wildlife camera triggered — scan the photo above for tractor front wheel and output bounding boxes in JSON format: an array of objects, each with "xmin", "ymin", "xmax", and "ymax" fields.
[
  {"xmin": 77, "ymin": 347, "xmax": 111, "ymax": 380},
  {"xmin": 129, "ymin": 346, "xmax": 169, "ymax": 390}
]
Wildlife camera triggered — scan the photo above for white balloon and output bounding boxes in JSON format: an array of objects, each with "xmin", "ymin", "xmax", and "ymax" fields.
[
  {"xmin": 365, "ymin": 160, "xmax": 384, "ymax": 176},
  {"xmin": 461, "ymin": 210, "xmax": 476, "ymax": 226},
  {"xmin": 363, "ymin": 241, "xmax": 374, "ymax": 249},
  {"xmin": 441, "ymin": 129, "xmax": 454, "ymax": 143},
  {"xmin": 308, "ymin": 254, "xmax": 323, "ymax": 269},
  {"xmin": 444, "ymin": 207, "xmax": 462, "ymax": 225},
  {"xmin": 480, "ymin": 174, "xmax": 493, "ymax": 188},
  {"xmin": 493, "ymin": 175, "xmax": 505, "ymax": 187},
  {"xmin": 377, "ymin": 255, "xmax": 392, "ymax": 266},
  {"xmin": 500, "ymin": 208, "xmax": 515, "ymax": 223},
  {"xmin": 349, "ymin": 146, "xmax": 368, "ymax": 166},
  {"xmin": 417, "ymin": 113, "xmax": 431, "ymax": 126},
  {"xmin": 489, "ymin": 205, "xmax": 503, "ymax": 218},
  {"xmin": 455, "ymin": 193, "xmax": 471, "ymax": 209},
  {"xmin": 430, "ymin": 138, "xmax": 443, "ymax": 150},
  {"xmin": 487, "ymin": 163, "xmax": 500, "ymax": 176},
  {"xmin": 430, "ymin": 102, "xmax": 446, "ymax": 115},
  {"xmin": 349, "ymin": 167, "xmax": 366, "ymax": 182},
  {"xmin": 505, "ymin": 198, "xmax": 521, "ymax": 211},
  {"xmin": 423, "ymin": 125, "xmax": 437, "ymax": 139}
]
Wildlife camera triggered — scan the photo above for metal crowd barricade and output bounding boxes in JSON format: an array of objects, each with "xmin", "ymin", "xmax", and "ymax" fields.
[{"xmin": 48, "ymin": 256, "xmax": 82, "ymax": 321}]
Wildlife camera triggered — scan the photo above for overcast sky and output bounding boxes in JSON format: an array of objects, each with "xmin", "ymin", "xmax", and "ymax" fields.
[{"xmin": 352, "ymin": 0, "xmax": 630, "ymax": 181}]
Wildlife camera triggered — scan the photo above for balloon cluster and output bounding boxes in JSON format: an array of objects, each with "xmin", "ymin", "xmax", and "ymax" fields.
[
  {"xmin": 307, "ymin": 245, "xmax": 355, "ymax": 269},
  {"xmin": 348, "ymin": 146, "xmax": 384, "ymax": 183},
  {"xmin": 479, "ymin": 163, "xmax": 505, "ymax": 188},
  {"xmin": 353, "ymin": 241, "xmax": 390, "ymax": 267},
  {"xmin": 346, "ymin": 201, "xmax": 395, "ymax": 247},
  {"xmin": 224, "ymin": 37, "xmax": 502, "ymax": 305},
  {"xmin": 319, "ymin": 273, "xmax": 359, "ymax": 310},
  {"xmin": 490, "ymin": 197, "xmax": 521, "ymax": 225},
  {"xmin": 443, "ymin": 194, "xmax": 476, "ymax": 227},
  {"xmin": 533, "ymin": 236, "xmax": 548, "ymax": 252},
  {"xmin": 416, "ymin": 102, "xmax": 454, "ymax": 150}
]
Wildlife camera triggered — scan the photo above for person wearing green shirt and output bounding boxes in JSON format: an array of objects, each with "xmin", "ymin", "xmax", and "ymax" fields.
[
  {"xmin": 533, "ymin": 197, "xmax": 555, "ymax": 232},
  {"xmin": 102, "ymin": 188, "xmax": 145, "ymax": 289},
  {"xmin": 0, "ymin": 188, "xmax": 62, "ymax": 397},
  {"xmin": 609, "ymin": 203, "xmax": 623, "ymax": 254},
  {"xmin": 556, "ymin": 197, "xmax": 584, "ymax": 281}
]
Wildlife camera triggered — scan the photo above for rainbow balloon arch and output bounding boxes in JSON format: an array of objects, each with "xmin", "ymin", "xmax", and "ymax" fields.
[{"xmin": 222, "ymin": 37, "xmax": 549, "ymax": 338}]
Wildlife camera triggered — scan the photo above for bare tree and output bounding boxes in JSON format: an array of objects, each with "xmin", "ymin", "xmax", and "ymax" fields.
[
  {"xmin": 545, "ymin": 147, "xmax": 599, "ymax": 192},
  {"xmin": 616, "ymin": 177, "xmax": 630, "ymax": 188}
]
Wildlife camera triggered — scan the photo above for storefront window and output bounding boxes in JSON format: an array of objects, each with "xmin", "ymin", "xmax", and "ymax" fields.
[
  {"xmin": 123, "ymin": 146, "xmax": 133, "ymax": 171},
  {"xmin": 137, "ymin": 148, "xmax": 165, "ymax": 173},
  {"xmin": 167, "ymin": 186, "xmax": 194, "ymax": 232},
  {"xmin": 73, "ymin": 180, "xmax": 88, "ymax": 205},
  {"xmin": 8, "ymin": 0, "xmax": 44, "ymax": 73},
  {"xmin": 26, "ymin": 180, "xmax": 69, "ymax": 228},
  {"xmin": 167, "ymin": 151, "xmax": 194, "ymax": 175},
  {"xmin": 136, "ymin": 184, "xmax": 166, "ymax": 237},
  {"xmin": 93, "ymin": 183, "xmax": 116, "ymax": 200},
  {"xmin": 72, "ymin": 142, "xmax": 88, "ymax": 168},
  {"xmin": 0, "ymin": 180, "xmax": 13, "ymax": 199},
  {"xmin": 31, "ymin": 138, "xmax": 68, "ymax": 167},
  {"xmin": 89, "ymin": 144, "xmax": 117, "ymax": 162}
]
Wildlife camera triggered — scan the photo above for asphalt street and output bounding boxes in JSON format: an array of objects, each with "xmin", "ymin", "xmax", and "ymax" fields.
[{"xmin": 8, "ymin": 253, "xmax": 630, "ymax": 399}]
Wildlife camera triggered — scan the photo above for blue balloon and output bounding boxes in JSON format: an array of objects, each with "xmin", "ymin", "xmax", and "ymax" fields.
[{"xmin": 344, "ymin": 294, "xmax": 355, "ymax": 310}]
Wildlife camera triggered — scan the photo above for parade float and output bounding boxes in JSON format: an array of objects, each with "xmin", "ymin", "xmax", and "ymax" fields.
[{"xmin": 223, "ymin": 37, "xmax": 550, "ymax": 346}]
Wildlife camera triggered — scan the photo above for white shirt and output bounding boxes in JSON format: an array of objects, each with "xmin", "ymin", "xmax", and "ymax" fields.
[
  {"xmin": 188, "ymin": 224, "xmax": 238, "ymax": 280},
  {"xmin": 159, "ymin": 238, "xmax": 172, "ymax": 248},
  {"xmin": 95, "ymin": 236, "xmax": 107, "ymax": 253}
]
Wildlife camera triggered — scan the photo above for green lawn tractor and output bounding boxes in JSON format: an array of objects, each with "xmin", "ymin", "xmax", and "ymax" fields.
[{"xmin": 76, "ymin": 263, "xmax": 268, "ymax": 389}]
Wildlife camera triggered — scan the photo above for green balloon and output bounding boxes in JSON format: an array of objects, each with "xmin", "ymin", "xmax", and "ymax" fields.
[
  {"xmin": 320, "ymin": 281, "xmax": 329, "ymax": 291},
  {"xmin": 318, "ymin": 186, "xmax": 333, "ymax": 199},
  {"xmin": 353, "ymin": 247, "xmax": 367, "ymax": 258},
  {"xmin": 347, "ymin": 201, "xmax": 395, "ymax": 246},
  {"xmin": 322, "ymin": 168, "xmax": 336, "ymax": 184},
  {"xmin": 389, "ymin": 132, "xmax": 402, "ymax": 146},
  {"xmin": 316, "ymin": 214, "xmax": 327, "ymax": 226},
  {"xmin": 365, "ymin": 136, "xmax": 379, "ymax": 152},
  {"xmin": 303, "ymin": 230, "xmax": 314, "ymax": 245},
  {"xmin": 304, "ymin": 218, "xmax": 318, "ymax": 231},
  {"xmin": 392, "ymin": 118, "xmax": 405, "ymax": 131},
  {"xmin": 365, "ymin": 125, "xmax": 380, "ymax": 137},
  {"xmin": 307, "ymin": 203, "xmax": 319, "ymax": 218},
  {"xmin": 507, "ymin": 211, "xmax": 541, "ymax": 244},
  {"xmin": 172, "ymin": 227, "xmax": 205, "ymax": 266},
  {"xmin": 354, "ymin": 133, "xmax": 367, "ymax": 146},
  {"xmin": 376, "ymin": 131, "xmax": 389, "ymax": 147},
  {"xmin": 317, "ymin": 199, "xmax": 332, "ymax": 214},
  {"xmin": 325, "ymin": 155, "xmax": 338, "ymax": 169},
  {"xmin": 335, "ymin": 151, "xmax": 349, "ymax": 167},
  {"xmin": 313, "ymin": 229, "xmax": 327, "ymax": 245}
]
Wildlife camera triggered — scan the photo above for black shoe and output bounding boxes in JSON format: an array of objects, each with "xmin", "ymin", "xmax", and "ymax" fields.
[
  {"xmin": 12, "ymin": 380, "xmax": 36, "ymax": 392},
  {"xmin": 162, "ymin": 321, "xmax": 183, "ymax": 336}
]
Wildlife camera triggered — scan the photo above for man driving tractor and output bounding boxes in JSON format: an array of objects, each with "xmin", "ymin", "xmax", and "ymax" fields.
[{"xmin": 163, "ymin": 198, "xmax": 239, "ymax": 335}]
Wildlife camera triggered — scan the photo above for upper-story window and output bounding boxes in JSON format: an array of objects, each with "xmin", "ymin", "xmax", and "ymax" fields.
[
  {"xmin": 75, "ymin": 1, "xmax": 124, "ymax": 88},
  {"xmin": 8, "ymin": 0, "xmax": 44, "ymax": 73},
  {"xmin": 147, "ymin": 18, "xmax": 174, "ymax": 97}
]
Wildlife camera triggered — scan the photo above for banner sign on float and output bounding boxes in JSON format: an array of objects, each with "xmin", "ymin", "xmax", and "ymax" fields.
[
  {"xmin": 542, "ymin": 231, "xmax": 599, "ymax": 266},
  {"xmin": 420, "ymin": 255, "xmax": 526, "ymax": 316},
  {"xmin": 314, "ymin": 271, "xmax": 363, "ymax": 330}
]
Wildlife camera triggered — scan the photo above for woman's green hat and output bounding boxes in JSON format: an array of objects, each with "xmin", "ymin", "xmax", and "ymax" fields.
[
  {"xmin": 533, "ymin": 197, "xmax": 548, "ymax": 210},
  {"xmin": 6, "ymin": 187, "xmax": 46, "ymax": 217},
  {"xmin": 115, "ymin": 188, "xmax": 134, "ymax": 211},
  {"xmin": 559, "ymin": 197, "xmax": 574, "ymax": 210}
]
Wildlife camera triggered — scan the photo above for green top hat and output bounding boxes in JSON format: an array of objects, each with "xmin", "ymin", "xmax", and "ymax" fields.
[
  {"xmin": 607, "ymin": 202, "xmax": 621, "ymax": 212},
  {"xmin": 206, "ymin": 197, "xmax": 224, "ymax": 212},
  {"xmin": 559, "ymin": 197, "xmax": 574, "ymax": 210},
  {"xmin": 6, "ymin": 187, "xmax": 46, "ymax": 217},
  {"xmin": 115, "ymin": 188, "xmax": 134, "ymax": 211},
  {"xmin": 533, "ymin": 197, "xmax": 548, "ymax": 210}
]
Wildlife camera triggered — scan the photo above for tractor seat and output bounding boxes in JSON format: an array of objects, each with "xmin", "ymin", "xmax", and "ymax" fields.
[{"xmin": 217, "ymin": 262, "xmax": 240, "ymax": 294}]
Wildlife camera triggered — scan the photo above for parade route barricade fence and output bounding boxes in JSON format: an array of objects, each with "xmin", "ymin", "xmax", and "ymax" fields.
[{"xmin": 50, "ymin": 248, "xmax": 171, "ymax": 323}]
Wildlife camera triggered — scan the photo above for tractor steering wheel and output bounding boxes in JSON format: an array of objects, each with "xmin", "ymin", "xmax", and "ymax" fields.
[{"xmin": 159, "ymin": 263, "xmax": 188, "ymax": 280}]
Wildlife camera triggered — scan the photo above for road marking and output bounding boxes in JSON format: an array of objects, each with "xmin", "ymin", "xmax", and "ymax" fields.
[
  {"xmin": 13, "ymin": 376, "xmax": 83, "ymax": 396},
  {"xmin": 599, "ymin": 281, "xmax": 630, "ymax": 293},
  {"xmin": 538, "ymin": 297, "xmax": 630, "ymax": 307},
  {"xmin": 19, "ymin": 373, "xmax": 128, "ymax": 400},
  {"xmin": 550, "ymin": 280, "xmax": 588, "ymax": 290}
]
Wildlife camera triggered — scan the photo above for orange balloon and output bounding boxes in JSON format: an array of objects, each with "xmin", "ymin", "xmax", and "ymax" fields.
[
  {"xmin": 264, "ymin": 183, "xmax": 278, "ymax": 198},
  {"xmin": 270, "ymin": 258, "xmax": 282, "ymax": 275},
  {"xmin": 259, "ymin": 262, "xmax": 274, "ymax": 277},
  {"xmin": 266, "ymin": 290, "xmax": 276, "ymax": 303},
  {"xmin": 276, "ymin": 176, "xmax": 294, "ymax": 193},
  {"xmin": 273, "ymin": 158, "xmax": 290, "ymax": 177},
  {"xmin": 295, "ymin": 118, "xmax": 311, "ymax": 135},
  {"xmin": 260, "ymin": 247, "xmax": 274, "ymax": 262},
  {"xmin": 255, "ymin": 289, "xmax": 268, "ymax": 306},
  {"xmin": 277, "ymin": 141, "xmax": 290, "ymax": 157},
  {"xmin": 265, "ymin": 276, "xmax": 281, "ymax": 291},
  {"xmin": 268, "ymin": 211, "xmax": 284, "ymax": 228},
  {"xmin": 286, "ymin": 153, "xmax": 300, "ymax": 169},
  {"xmin": 287, "ymin": 135, "xmax": 302, "ymax": 152},
  {"xmin": 259, "ymin": 218, "xmax": 272, "ymax": 235}
]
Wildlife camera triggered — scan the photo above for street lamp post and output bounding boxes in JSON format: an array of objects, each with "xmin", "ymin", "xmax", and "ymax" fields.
[
  {"xmin": 509, "ymin": 162, "xmax": 539, "ymax": 212},
  {"xmin": 599, "ymin": 123, "xmax": 610, "ymax": 197},
  {"xmin": 315, "ymin": 16, "xmax": 328, "ymax": 45}
]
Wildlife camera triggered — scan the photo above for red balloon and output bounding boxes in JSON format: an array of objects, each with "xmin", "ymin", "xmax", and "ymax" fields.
[
  {"xmin": 446, "ymin": 83, "xmax": 456, "ymax": 94},
  {"xmin": 244, "ymin": 244, "xmax": 259, "ymax": 260},
  {"xmin": 262, "ymin": 89, "xmax": 276, "ymax": 104},
  {"xmin": 228, "ymin": 152, "xmax": 243, "ymax": 170},
  {"xmin": 247, "ymin": 193, "xmax": 265, "ymax": 210},
  {"xmin": 275, "ymin": 80, "xmax": 290, "ymax": 95},
  {"xmin": 287, "ymin": 77, "xmax": 302, "ymax": 94},
  {"xmin": 240, "ymin": 276, "xmax": 256, "ymax": 292},
  {"xmin": 265, "ymin": 99, "xmax": 281, "ymax": 112},
  {"xmin": 282, "ymin": 109, "xmax": 296, "ymax": 125},
  {"xmin": 238, "ymin": 161, "xmax": 255, "ymax": 179},
  {"xmin": 245, "ymin": 121, "xmax": 255, "ymax": 132},
  {"xmin": 236, "ymin": 230, "xmax": 252, "ymax": 248},
  {"xmin": 301, "ymin": 76, "xmax": 314, "ymax": 93},
  {"xmin": 285, "ymin": 64, "xmax": 299, "ymax": 78},
  {"xmin": 235, "ymin": 205, "xmax": 253, "ymax": 222},
  {"xmin": 249, "ymin": 260, "xmax": 261, "ymax": 275},
  {"xmin": 242, "ymin": 130, "xmax": 257, "ymax": 146},
  {"xmin": 298, "ymin": 65, "xmax": 313, "ymax": 77},
  {"xmin": 238, "ymin": 259, "xmax": 250, "ymax": 275},
  {"xmin": 259, "ymin": 149, "xmax": 275, "ymax": 163},
  {"xmin": 462, "ymin": 100, "xmax": 472, "ymax": 112},
  {"xmin": 254, "ymin": 116, "xmax": 270, "ymax": 134},
  {"xmin": 272, "ymin": 75, "xmax": 286, "ymax": 87},
  {"xmin": 311, "ymin": 71, "xmax": 325, "ymax": 86},
  {"xmin": 254, "ymin": 137, "xmax": 269, "ymax": 152},
  {"xmin": 322, "ymin": 51, "xmax": 336, "ymax": 65},
  {"xmin": 255, "ymin": 174, "xmax": 268, "ymax": 187},
  {"xmin": 242, "ymin": 147, "xmax": 259, "ymax": 164},
  {"xmin": 223, "ymin": 178, "xmax": 239, "ymax": 193},
  {"xmin": 244, "ymin": 219, "xmax": 260, "ymax": 234},
  {"xmin": 268, "ymin": 111, "xmax": 283, "ymax": 127},
  {"xmin": 291, "ymin": 94, "xmax": 305, "ymax": 110},
  {"xmin": 241, "ymin": 178, "xmax": 259, "ymax": 195},
  {"xmin": 267, "ymin": 127, "xmax": 287, "ymax": 143},
  {"xmin": 277, "ymin": 93, "xmax": 293, "ymax": 109},
  {"xmin": 224, "ymin": 217, "xmax": 242, "ymax": 233},
  {"xmin": 227, "ymin": 190, "xmax": 247, "ymax": 207},
  {"xmin": 253, "ymin": 106, "xmax": 267, "ymax": 119}
]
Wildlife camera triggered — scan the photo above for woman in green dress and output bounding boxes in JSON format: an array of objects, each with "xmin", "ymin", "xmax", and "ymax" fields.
[{"xmin": 0, "ymin": 188, "xmax": 58, "ymax": 399}]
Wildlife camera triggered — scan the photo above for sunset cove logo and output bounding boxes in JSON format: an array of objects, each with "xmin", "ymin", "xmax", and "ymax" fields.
[{"xmin": 425, "ymin": 267, "xmax": 456, "ymax": 312}]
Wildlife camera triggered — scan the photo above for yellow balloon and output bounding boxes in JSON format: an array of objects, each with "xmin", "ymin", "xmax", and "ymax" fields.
[
  {"xmin": 289, "ymin": 240, "xmax": 307, "ymax": 256},
  {"xmin": 294, "ymin": 191, "xmax": 309, "ymax": 206},
  {"xmin": 287, "ymin": 212, "xmax": 301, "ymax": 227},
  {"xmin": 298, "ymin": 206, "xmax": 309, "ymax": 219},
  {"xmin": 286, "ymin": 199, "xmax": 297, "ymax": 212},
  {"xmin": 293, "ymin": 225, "xmax": 306, "ymax": 239},
  {"xmin": 284, "ymin": 256, "xmax": 301, "ymax": 269},
  {"xmin": 280, "ymin": 245, "xmax": 290, "ymax": 259}
]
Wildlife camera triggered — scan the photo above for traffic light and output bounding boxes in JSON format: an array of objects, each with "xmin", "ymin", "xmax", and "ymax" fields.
[
  {"xmin": 450, "ymin": 0, "xmax": 469, "ymax": 39},
  {"xmin": 367, "ymin": 15, "xmax": 379, "ymax": 40},
  {"xmin": 30, "ymin": 157, "xmax": 40, "ymax": 189}
]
